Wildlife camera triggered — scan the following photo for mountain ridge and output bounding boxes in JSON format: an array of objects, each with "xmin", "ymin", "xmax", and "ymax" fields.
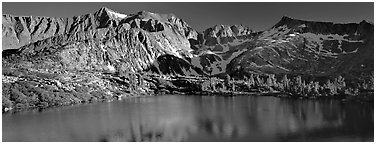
[
  {"xmin": 2, "ymin": 7, "xmax": 373, "ymax": 79},
  {"xmin": 3, "ymin": 7, "xmax": 200, "ymax": 74},
  {"xmin": 3, "ymin": 7, "xmax": 372, "ymax": 50}
]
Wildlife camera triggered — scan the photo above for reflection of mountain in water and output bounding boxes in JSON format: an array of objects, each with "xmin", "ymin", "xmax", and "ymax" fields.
[
  {"xmin": 92, "ymin": 96, "xmax": 371, "ymax": 142},
  {"xmin": 2, "ymin": 95, "xmax": 372, "ymax": 141}
]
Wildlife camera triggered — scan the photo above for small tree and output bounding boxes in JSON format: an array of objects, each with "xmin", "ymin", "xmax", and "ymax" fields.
[
  {"xmin": 334, "ymin": 75, "xmax": 346, "ymax": 91},
  {"xmin": 370, "ymin": 73, "xmax": 374, "ymax": 90},
  {"xmin": 266, "ymin": 74, "xmax": 277, "ymax": 87},
  {"xmin": 231, "ymin": 78, "xmax": 236, "ymax": 92},
  {"xmin": 281, "ymin": 74, "xmax": 290, "ymax": 90},
  {"xmin": 255, "ymin": 74, "xmax": 263, "ymax": 86},
  {"xmin": 225, "ymin": 74, "xmax": 231, "ymax": 90},
  {"xmin": 325, "ymin": 79, "xmax": 337, "ymax": 95},
  {"xmin": 313, "ymin": 81, "xmax": 320, "ymax": 95},
  {"xmin": 248, "ymin": 73, "xmax": 255, "ymax": 87},
  {"xmin": 127, "ymin": 72, "xmax": 138, "ymax": 91},
  {"xmin": 291, "ymin": 75, "xmax": 303, "ymax": 94}
]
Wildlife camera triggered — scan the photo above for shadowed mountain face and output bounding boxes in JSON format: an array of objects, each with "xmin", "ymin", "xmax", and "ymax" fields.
[{"xmin": 2, "ymin": 7, "xmax": 374, "ymax": 78}]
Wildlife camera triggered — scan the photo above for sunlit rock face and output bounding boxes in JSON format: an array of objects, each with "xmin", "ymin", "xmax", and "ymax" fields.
[
  {"xmin": 201, "ymin": 24, "xmax": 254, "ymax": 46},
  {"xmin": 3, "ymin": 8, "xmax": 373, "ymax": 78},
  {"xmin": 3, "ymin": 7, "xmax": 200, "ymax": 73}
]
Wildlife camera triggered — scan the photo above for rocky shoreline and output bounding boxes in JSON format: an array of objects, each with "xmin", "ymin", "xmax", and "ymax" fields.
[{"xmin": 2, "ymin": 67, "xmax": 373, "ymax": 113}]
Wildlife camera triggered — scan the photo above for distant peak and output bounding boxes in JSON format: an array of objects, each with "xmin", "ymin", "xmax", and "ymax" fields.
[
  {"xmin": 131, "ymin": 10, "xmax": 177, "ymax": 22},
  {"xmin": 276, "ymin": 16, "xmax": 374, "ymax": 26},
  {"xmin": 272, "ymin": 16, "xmax": 312, "ymax": 28},
  {"xmin": 278, "ymin": 16, "xmax": 299, "ymax": 23},
  {"xmin": 137, "ymin": 10, "xmax": 151, "ymax": 14},
  {"xmin": 209, "ymin": 24, "xmax": 252, "ymax": 30},
  {"xmin": 99, "ymin": 6, "xmax": 108, "ymax": 10},
  {"xmin": 98, "ymin": 7, "xmax": 112, "ymax": 12},
  {"xmin": 95, "ymin": 7, "xmax": 128, "ymax": 20},
  {"xmin": 136, "ymin": 10, "xmax": 175, "ymax": 17},
  {"xmin": 203, "ymin": 24, "xmax": 253, "ymax": 37},
  {"xmin": 136, "ymin": 11, "xmax": 154, "ymax": 17},
  {"xmin": 281, "ymin": 16, "xmax": 293, "ymax": 20},
  {"xmin": 360, "ymin": 20, "xmax": 373, "ymax": 25}
]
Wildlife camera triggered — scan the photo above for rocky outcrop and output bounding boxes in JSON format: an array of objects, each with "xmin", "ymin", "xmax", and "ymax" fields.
[
  {"xmin": 201, "ymin": 24, "xmax": 255, "ymax": 46},
  {"xmin": 147, "ymin": 54, "xmax": 205, "ymax": 76},
  {"xmin": 2, "ymin": 7, "xmax": 117, "ymax": 50}
]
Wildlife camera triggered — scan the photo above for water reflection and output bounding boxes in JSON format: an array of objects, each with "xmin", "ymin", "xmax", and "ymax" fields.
[{"xmin": 2, "ymin": 95, "xmax": 373, "ymax": 142}]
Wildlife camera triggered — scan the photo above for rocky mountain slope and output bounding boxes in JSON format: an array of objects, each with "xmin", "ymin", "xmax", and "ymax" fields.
[
  {"xmin": 225, "ymin": 16, "xmax": 374, "ymax": 78},
  {"xmin": 183, "ymin": 16, "xmax": 373, "ymax": 79},
  {"xmin": 3, "ymin": 7, "xmax": 200, "ymax": 74},
  {"xmin": 3, "ymin": 8, "xmax": 374, "ymax": 79}
]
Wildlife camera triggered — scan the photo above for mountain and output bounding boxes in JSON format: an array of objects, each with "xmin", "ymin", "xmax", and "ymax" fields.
[
  {"xmin": 225, "ymin": 16, "xmax": 374, "ymax": 78},
  {"xmin": 184, "ymin": 16, "xmax": 373, "ymax": 79},
  {"xmin": 2, "ymin": 8, "xmax": 374, "ymax": 79},
  {"xmin": 3, "ymin": 7, "xmax": 200, "ymax": 74}
]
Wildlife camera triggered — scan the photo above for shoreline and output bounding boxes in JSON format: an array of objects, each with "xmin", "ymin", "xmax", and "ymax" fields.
[
  {"xmin": 2, "ymin": 69, "xmax": 374, "ymax": 114},
  {"xmin": 3, "ymin": 90, "xmax": 373, "ymax": 114}
]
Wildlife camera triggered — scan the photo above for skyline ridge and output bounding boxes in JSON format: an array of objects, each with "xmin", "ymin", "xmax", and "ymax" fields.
[
  {"xmin": 3, "ymin": 6, "xmax": 373, "ymax": 34},
  {"xmin": 3, "ymin": 2, "xmax": 373, "ymax": 31}
]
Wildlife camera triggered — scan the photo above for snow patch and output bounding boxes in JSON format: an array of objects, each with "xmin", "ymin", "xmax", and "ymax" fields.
[
  {"xmin": 157, "ymin": 40, "xmax": 183, "ymax": 58},
  {"xmin": 300, "ymin": 32, "xmax": 363, "ymax": 55},
  {"xmin": 107, "ymin": 9, "xmax": 128, "ymax": 19},
  {"xmin": 182, "ymin": 67, "xmax": 200, "ymax": 76},
  {"xmin": 205, "ymin": 51, "xmax": 216, "ymax": 55},
  {"xmin": 107, "ymin": 64, "xmax": 116, "ymax": 71},
  {"xmin": 228, "ymin": 39, "xmax": 246, "ymax": 46},
  {"xmin": 221, "ymin": 45, "xmax": 230, "ymax": 52},
  {"xmin": 298, "ymin": 24, "xmax": 307, "ymax": 28},
  {"xmin": 100, "ymin": 45, "xmax": 107, "ymax": 52},
  {"xmin": 337, "ymin": 40, "xmax": 343, "ymax": 51},
  {"xmin": 153, "ymin": 61, "xmax": 161, "ymax": 73},
  {"xmin": 277, "ymin": 39, "xmax": 289, "ymax": 44},
  {"xmin": 249, "ymin": 62, "xmax": 273, "ymax": 68},
  {"xmin": 301, "ymin": 33, "xmax": 363, "ymax": 45},
  {"xmin": 190, "ymin": 56, "xmax": 203, "ymax": 69},
  {"xmin": 259, "ymin": 25, "xmax": 290, "ymax": 39},
  {"xmin": 209, "ymin": 63, "xmax": 222, "ymax": 75},
  {"xmin": 210, "ymin": 49, "xmax": 248, "ymax": 75},
  {"xmin": 344, "ymin": 48, "xmax": 358, "ymax": 54}
]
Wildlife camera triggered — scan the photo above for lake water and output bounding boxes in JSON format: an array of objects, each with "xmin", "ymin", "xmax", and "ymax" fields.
[{"xmin": 2, "ymin": 95, "xmax": 374, "ymax": 142}]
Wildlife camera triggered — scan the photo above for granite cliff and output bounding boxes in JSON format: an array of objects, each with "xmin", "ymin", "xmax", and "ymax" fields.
[{"xmin": 3, "ymin": 7, "xmax": 200, "ymax": 74}]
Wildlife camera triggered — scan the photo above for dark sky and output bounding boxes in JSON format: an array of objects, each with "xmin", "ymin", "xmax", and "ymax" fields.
[{"xmin": 2, "ymin": 2, "xmax": 374, "ymax": 32}]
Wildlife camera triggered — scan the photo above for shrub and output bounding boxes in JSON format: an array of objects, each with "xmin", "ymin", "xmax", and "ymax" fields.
[
  {"xmin": 2, "ymin": 96, "xmax": 14, "ymax": 109},
  {"xmin": 10, "ymin": 89, "xmax": 28, "ymax": 104},
  {"xmin": 75, "ymin": 86, "xmax": 90, "ymax": 93},
  {"xmin": 90, "ymin": 90, "xmax": 107, "ymax": 99}
]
